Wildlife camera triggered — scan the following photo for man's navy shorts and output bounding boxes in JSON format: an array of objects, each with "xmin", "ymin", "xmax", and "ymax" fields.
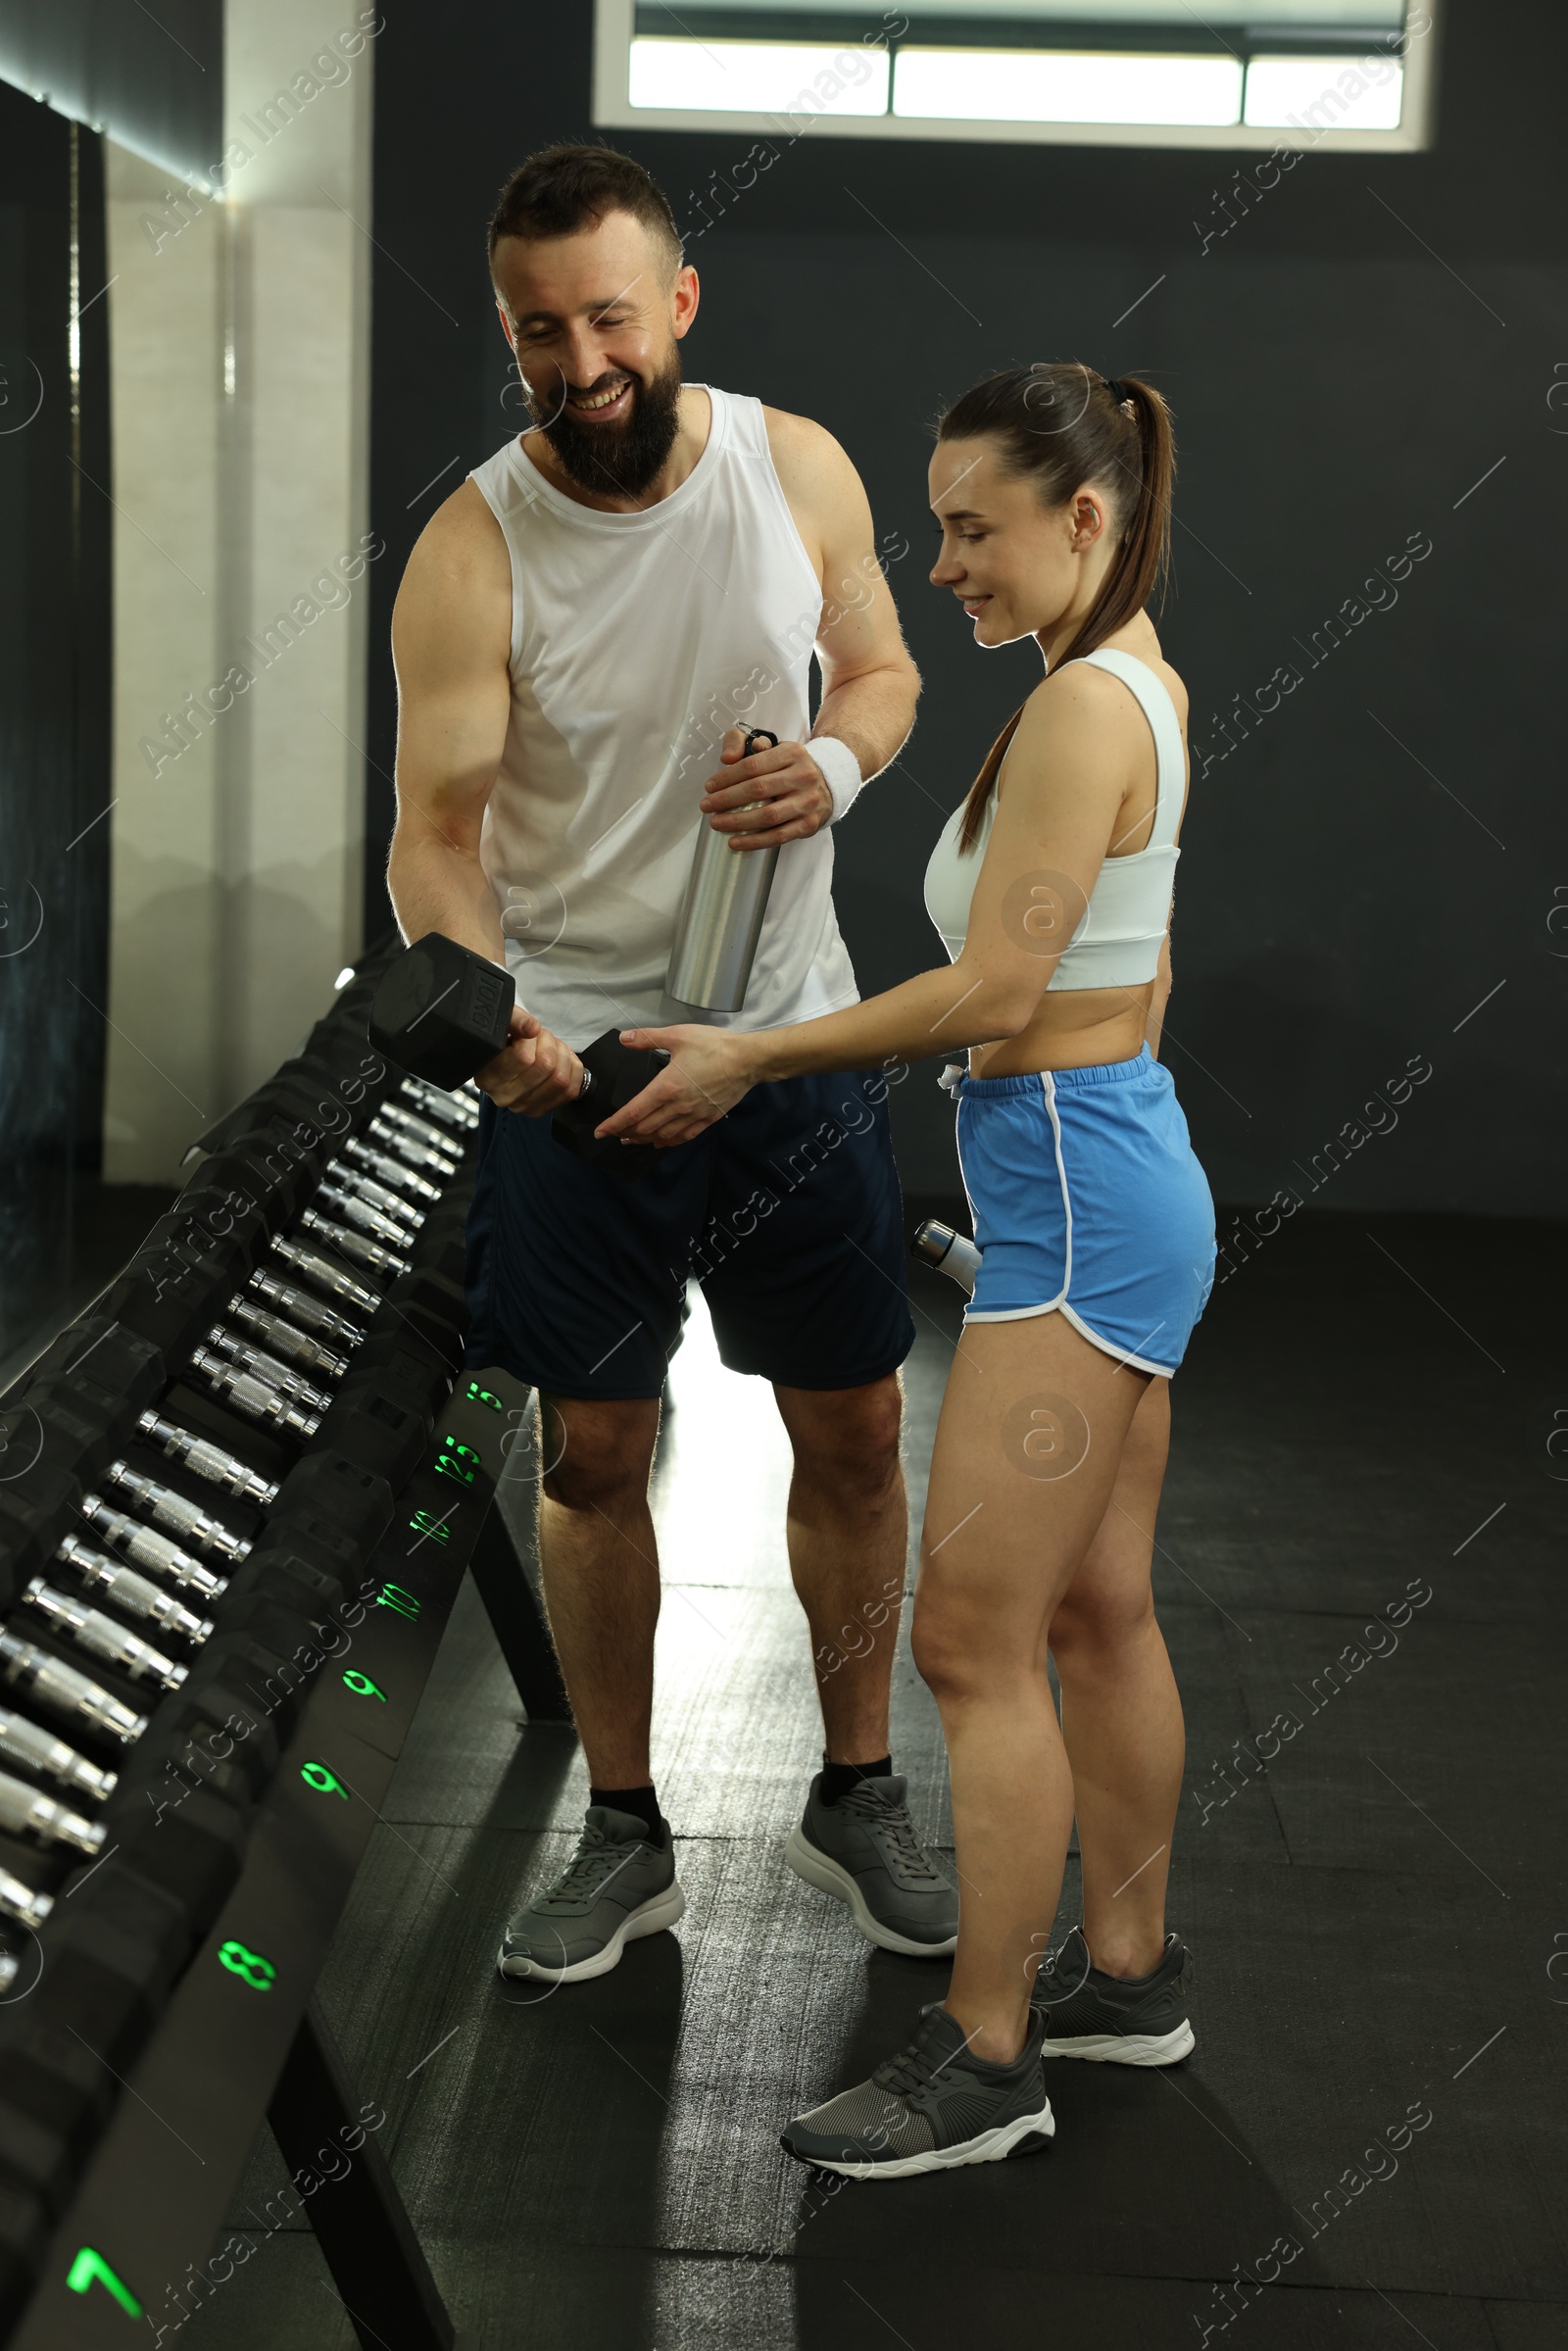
[{"xmin": 464, "ymin": 1067, "xmax": 916, "ymax": 1400}]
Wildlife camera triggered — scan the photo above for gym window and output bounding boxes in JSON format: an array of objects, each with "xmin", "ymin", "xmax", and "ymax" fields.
[{"xmin": 592, "ymin": 2, "xmax": 1438, "ymax": 153}]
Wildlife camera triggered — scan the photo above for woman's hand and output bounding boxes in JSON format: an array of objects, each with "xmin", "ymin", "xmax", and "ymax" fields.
[
  {"xmin": 594, "ymin": 1025, "xmax": 761, "ymax": 1148},
  {"xmin": 475, "ymin": 1004, "xmax": 585, "ymax": 1114}
]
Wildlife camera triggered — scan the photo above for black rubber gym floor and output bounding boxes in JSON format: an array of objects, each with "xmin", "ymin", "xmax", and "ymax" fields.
[{"xmin": 179, "ymin": 1204, "xmax": 1567, "ymax": 2350}]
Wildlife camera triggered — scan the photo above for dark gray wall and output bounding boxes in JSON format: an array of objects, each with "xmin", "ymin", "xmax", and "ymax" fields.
[{"xmin": 364, "ymin": 0, "xmax": 1568, "ymax": 1217}]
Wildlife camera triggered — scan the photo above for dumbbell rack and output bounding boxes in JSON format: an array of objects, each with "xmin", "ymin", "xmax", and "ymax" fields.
[{"xmin": 0, "ymin": 943, "xmax": 565, "ymax": 2348}]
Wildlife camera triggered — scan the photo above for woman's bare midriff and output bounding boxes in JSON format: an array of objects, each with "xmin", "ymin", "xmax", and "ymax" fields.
[{"xmin": 970, "ymin": 982, "xmax": 1154, "ymax": 1080}]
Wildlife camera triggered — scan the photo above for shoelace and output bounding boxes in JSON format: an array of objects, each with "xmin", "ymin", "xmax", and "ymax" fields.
[
  {"xmin": 1032, "ymin": 1936, "xmax": 1092, "ymax": 2006},
  {"xmin": 872, "ymin": 2014, "xmax": 953, "ymax": 2100},
  {"xmin": 540, "ymin": 1826, "xmax": 630, "ymax": 1908},
  {"xmin": 844, "ymin": 1788, "xmax": 945, "ymax": 1886}
]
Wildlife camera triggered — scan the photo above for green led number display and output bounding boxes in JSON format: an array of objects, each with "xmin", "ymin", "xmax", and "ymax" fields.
[
  {"xmin": 408, "ymin": 1508, "xmax": 450, "ymax": 1545},
  {"xmin": 67, "ymin": 2246, "xmax": 142, "ymax": 2317},
  {"xmin": 344, "ymin": 1669, "xmax": 387, "ymax": 1701},
  {"xmin": 464, "ymin": 1381, "xmax": 503, "ymax": 1412},
  {"xmin": 219, "ymin": 1939, "xmax": 275, "ymax": 1991},
  {"xmin": 433, "ymin": 1438, "xmax": 481, "ymax": 1486},
  {"xmin": 375, "ymin": 1582, "xmax": 419, "ymax": 1620},
  {"xmin": 301, "ymin": 1760, "xmax": 350, "ymax": 1799}
]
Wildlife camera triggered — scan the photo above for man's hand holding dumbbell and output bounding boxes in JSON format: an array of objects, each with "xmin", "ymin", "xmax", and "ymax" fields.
[
  {"xmin": 368, "ymin": 937, "xmax": 668, "ymax": 1178},
  {"xmin": 475, "ymin": 1003, "xmax": 584, "ymax": 1117},
  {"xmin": 368, "ymin": 932, "xmax": 581, "ymax": 1114}
]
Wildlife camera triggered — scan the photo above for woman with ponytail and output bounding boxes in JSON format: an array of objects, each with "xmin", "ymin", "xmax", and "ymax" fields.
[{"xmin": 603, "ymin": 362, "xmax": 1216, "ymax": 2178}]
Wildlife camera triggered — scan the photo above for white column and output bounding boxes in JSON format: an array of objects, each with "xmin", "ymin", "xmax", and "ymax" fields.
[
  {"xmin": 101, "ymin": 142, "xmax": 227, "ymax": 1175},
  {"xmin": 102, "ymin": 3, "xmax": 377, "ymax": 1182},
  {"xmin": 220, "ymin": 0, "xmax": 377, "ymax": 1098}
]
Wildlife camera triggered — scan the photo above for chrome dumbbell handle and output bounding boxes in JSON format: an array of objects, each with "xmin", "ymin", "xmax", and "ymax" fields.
[
  {"xmin": 248, "ymin": 1267, "xmax": 367, "ymax": 1347},
  {"xmin": 102, "ymin": 1461, "xmax": 248, "ymax": 1563},
  {"xmin": 0, "ymin": 1871, "xmax": 51, "ymax": 1932},
  {"xmin": 24, "ymin": 1581, "xmax": 188, "ymax": 1691},
  {"xmin": 57, "ymin": 1537, "xmax": 215, "ymax": 1645},
  {"xmin": 267, "ymin": 1239, "xmax": 382, "ymax": 1318},
  {"xmin": 369, "ymin": 1108, "xmax": 460, "ymax": 1174},
  {"xmin": 0, "ymin": 1769, "xmax": 105, "ymax": 1857},
  {"xmin": 314, "ymin": 1186, "xmax": 418, "ymax": 1253},
  {"xmin": 0, "ymin": 1707, "xmax": 116, "ymax": 1802},
  {"xmin": 298, "ymin": 1209, "xmax": 410, "ymax": 1280},
  {"xmin": 344, "ymin": 1138, "xmax": 443, "ymax": 1202},
  {"xmin": 0, "ymin": 1630, "xmax": 149, "ymax": 1744},
  {"xmin": 225, "ymin": 1294, "xmax": 350, "ymax": 1381},
  {"xmin": 322, "ymin": 1161, "xmax": 424, "ymax": 1232},
  {"xmin": 400, "ymin": 1075, "xmax": 479, "ymax": 1132},
  {"xmin": 135, "ymin": 1412, "xmax": 279, "ymax": 1506},
  {"xmin": 187, "ymin": 1348, "xmax": 323, "ymax": 1439},
  {"xmin": 78, "ymin": 1497, "xmax": 227, "ymax": 1598},
  {"xmin": 202, "ymin": 1328, "xmax": 333, "ymax": 1414}
]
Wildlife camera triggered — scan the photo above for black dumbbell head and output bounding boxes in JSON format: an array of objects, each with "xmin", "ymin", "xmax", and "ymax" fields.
[
  {"xmin": 552, "ymin": 1030, "xmax": 670, "ymax": 1184},
  {"xmin": 308, "ymin": 1384, "xmax": 432, "ymax": 1488},
  {"xmin": 368, "ymin": 935, "xmax": 515, "ymax": 1089},
  {"xmin": 268, "ymin": 1451, "xmax": 394, "ymax": 1548}
]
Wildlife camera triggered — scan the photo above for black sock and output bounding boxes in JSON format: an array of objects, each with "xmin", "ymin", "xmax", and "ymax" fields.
[
  {"xmin": 589, "ymin": 1784, "xmax": 669, "ymax": 1846},
  {"xmin": 818, "ymin": 1753, "xmax": 893, "ymax": 1807}
]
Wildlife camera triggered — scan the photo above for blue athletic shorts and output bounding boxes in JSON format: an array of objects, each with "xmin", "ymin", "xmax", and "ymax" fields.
[
  {"xmin": 956, "ymin": 1049, "xmax": 1216, "ymax": 1376},
  {"xmin": 465, "ymin": 1068, "xmax": 916, "ymax": 1400}
]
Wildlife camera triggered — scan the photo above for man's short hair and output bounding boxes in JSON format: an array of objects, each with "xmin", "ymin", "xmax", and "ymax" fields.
[{"xmin": 488, "ymin": 144, "xmax": 683, "ymax": 279}]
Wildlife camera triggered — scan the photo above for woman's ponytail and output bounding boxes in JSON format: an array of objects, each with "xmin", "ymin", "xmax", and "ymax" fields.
[{"xmin": 943, "ymin": 365, "xmax": 1176, "ymax": 851}]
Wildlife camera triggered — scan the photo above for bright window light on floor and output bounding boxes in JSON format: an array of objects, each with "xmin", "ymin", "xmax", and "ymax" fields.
[
  {"xmin": 1244, "ymin": 55, "xmax": 1405, "ymax": 129},
  {"xmin": 893, "ymin": 46, "xmax": 1245, "ymax": 127},
  {"xmin": 652, "ymin": 1286, "xmax": 794, "ymax": 1663},
  {"xmin": 628, "ymin": 35, "xmax": 890, "ymax": 116}
]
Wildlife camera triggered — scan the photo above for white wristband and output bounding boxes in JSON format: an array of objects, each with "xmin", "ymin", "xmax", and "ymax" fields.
[{"xmin": 808, "ymin": 736, "xmax": 864, "ymax": 825}]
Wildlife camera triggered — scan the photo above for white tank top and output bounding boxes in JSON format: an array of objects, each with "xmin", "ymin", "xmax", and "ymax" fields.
[
  {"xmin": 922, "ymin": 648, "xmax": 1184, "ymax": 990},
  {"xmin": 468, "ymin": 387, "xmax": 858, "ymax": 1047}
]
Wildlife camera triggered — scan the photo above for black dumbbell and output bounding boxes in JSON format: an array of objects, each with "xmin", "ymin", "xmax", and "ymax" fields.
[
  {"xmin": 369, "ymin": 933, "xmax": 669, "ymax": 1180},
  {"xmin": 269, "ymin": 1450, "xmax": 394, "ymax": 1550},
  {"xmin": 550, "ymin": 1028, "xmax": 671, "ymax": 1183},
  {"xmin": 368, "ymin": 933, "xmax": 515, "ymax": 1090}
]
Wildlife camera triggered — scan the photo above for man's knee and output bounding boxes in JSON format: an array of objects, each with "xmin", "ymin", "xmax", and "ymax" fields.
[
  {"xmin": 775, "ymin": 1374, "xmax": 903, "ymax": 1494},
  {"xmin": 539, "ymin": 1395, "xmax": 659, "ymax": 1514}
]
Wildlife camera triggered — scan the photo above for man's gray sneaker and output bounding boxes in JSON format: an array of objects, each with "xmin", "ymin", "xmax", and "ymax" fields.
[
  {"xmin": 785, "ymin": 1772, "xmax": 958, "ymax": 1956},
  {"xmin": 781, "ymin": 2002, "xmax": 1054, "ymax": 2179},
  {"xmin": 497, "ymin": 1805, "xmax": 685, "ymax": 1984},
  {"xmin": 1031, "ymin": 1924, "xmax": 1194, "ymax": 2064}
]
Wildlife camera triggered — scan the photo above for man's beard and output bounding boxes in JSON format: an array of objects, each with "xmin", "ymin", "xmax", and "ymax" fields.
[{"xmin": 539, "ymin": 355, "xmax": 684, "ymax": 499}]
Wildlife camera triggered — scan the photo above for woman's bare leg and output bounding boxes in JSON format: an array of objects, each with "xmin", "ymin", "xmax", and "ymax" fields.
[
  {"xmin": 912, "ymin": 1313, "xmax": 1152, "ymax": 2065},
  {"xmin": 1046, "ymin": 1376, "xmax": 1184, "ymax": 1980}
]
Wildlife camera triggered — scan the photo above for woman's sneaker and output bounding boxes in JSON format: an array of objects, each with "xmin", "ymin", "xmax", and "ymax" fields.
[
  {"xmin": 497, "ymin": 1806, "xmax": 685, "ymax": 1984},
  {"xmin": 1030, "ymin": 1925, "xmax": 1194, "ymax": 2064},
  {"xmin": 785, "ymin": 1773, "xmax": 959, "ymax": 1956},
  {"xmin": 781, "ymin": 2003, "xmax": 1054, "ymax": 2180}
]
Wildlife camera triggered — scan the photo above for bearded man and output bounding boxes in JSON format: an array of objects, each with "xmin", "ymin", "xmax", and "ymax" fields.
[{"xmin": 386, "ymin": 143, "xmax": 955, "ymax": 1984}]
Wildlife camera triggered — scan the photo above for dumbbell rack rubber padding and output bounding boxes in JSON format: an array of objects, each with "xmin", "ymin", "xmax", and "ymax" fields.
[
  {"xmin": 7, "ymin": 1408, "xmax": 489, "ymax": 2351},
  {"xmin": 0, "ymin": 936, "xmax": 559, "ymax": 2348}
]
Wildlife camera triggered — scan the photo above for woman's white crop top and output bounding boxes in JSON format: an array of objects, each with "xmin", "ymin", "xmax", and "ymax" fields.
[{"xmin": 922, "ymin": 647, "xmax": 1184, "ymax": 992}]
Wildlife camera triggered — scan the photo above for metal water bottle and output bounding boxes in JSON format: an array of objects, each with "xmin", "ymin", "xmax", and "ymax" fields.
[
  {"xmin": 911, "ymin": 1219, "xmax": 983, "ymax": 1298},
  {"xmin": 665, "ymin": 728, "xmax": 779, "ymax": 1012}
]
